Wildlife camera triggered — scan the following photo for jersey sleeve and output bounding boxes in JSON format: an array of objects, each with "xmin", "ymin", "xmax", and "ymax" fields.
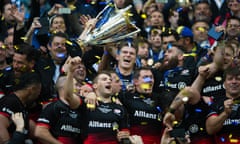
[
  {"xmin": 0, "ymin": 96, "xmax": 22, "ymax": 118},
  {"xmin": 37, "ymin": 102, "xmax": 58, "ymax": 128}
]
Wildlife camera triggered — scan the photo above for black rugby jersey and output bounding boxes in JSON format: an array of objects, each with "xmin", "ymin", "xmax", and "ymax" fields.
[
  {"xmin": 37, "ymin": 100, "xmax": 86, "ymax": 144},
  {"xmin": 207, "ymin": 96, "xmax": 240, "ymax": 143},
  {"xmin": 0, "ymin": 94, "xmax": 29, "ymax": 135},
  {"xmin": 201, "ymin": 71, "xmax": 226, "ymax": 101},
  {"xmin": 176, "ymin": 99, "xmax": 214, "ymax": 144},
  {"xmin": 153, "ymin": 67, "xmax": 194, "ymax": 93},
  {"xmin": 119, "ymin": 92, "xmax": 163, "ymax": 144},
  {"xmin": 84, "ymin": 101, "xmax": 129, "ymax": 144}
]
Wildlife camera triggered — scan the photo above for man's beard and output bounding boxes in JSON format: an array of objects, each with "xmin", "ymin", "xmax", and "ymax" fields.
[{"xmin": 160, "ymin": 57, "xmax": 179, "ymax": 71}]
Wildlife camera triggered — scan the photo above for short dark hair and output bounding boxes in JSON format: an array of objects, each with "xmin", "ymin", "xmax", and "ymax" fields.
[
  {"xmin": 223, "ymin": 66, "xmax": 240, "ymax": 81},
  {"xmin": 93, "ymin": 71, "xmax": 111, "ymax": 84},
  {"xmin": 0, "ymin": 0, "xmax": 11, "ymax": 13},
  {"xmin": 149, "ymin": 10, "xmax": 164, "ymax": 18},
  {"xmin": 136, "ymin": 37, "xmax": 150, "ymax": 52},
  {"xmin": 117, "ymin": 38, "xmax": 138, "ymax": 54},
  {"xmin": 161, "ymin": 28, "xmax": 179, "ymax": 41},
  {"xmin": 48, "ymin": 32, "xmax": 68, "ymax": 44},
  {"xmin": 227, "ymin": 16, "xmax": 240, "ymax": 25},
  {"xmin": 15, "ymin": 43, "xmax": 40, "ymax": 62},
  {"xmin": 193, "ymin": 0, "xmax": 210, "ymax": 8},
  {"xmin": 133, "ymin": 67, "xmax": 152, "ymax": 79},
  {"xmin": 192, "ymin": 20, "xmax": 210, "ymax": 29},
  {"xmin": 49, "ymin": 14, "xmax": 65, "ymax": 26},
  {"xmin": 13, "ymin": 72, "xmax": 41, "ymax": 91}
]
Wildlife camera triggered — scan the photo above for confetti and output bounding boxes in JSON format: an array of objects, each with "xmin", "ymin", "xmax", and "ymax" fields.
[
  {"xmin": 173, "ymin": 121, "xmax": 178, "ymax": 125},
  {"xmin": 195, "ymin": 109, "xmax": 202, "ymax": 113},
  {"xmin": 86, "ymin": 104, "xmax": 95, "ymax": 109},
  {"xmin": 141, "ymin": 14, "xmax": 147, "ymax": 19},
  {"xmin": 230, "ymin": 139, "xmax": 238, "ymax": 143},
  {"xmin": 112, "ymin": 122, "xmax": 119, "ymax": 131}
]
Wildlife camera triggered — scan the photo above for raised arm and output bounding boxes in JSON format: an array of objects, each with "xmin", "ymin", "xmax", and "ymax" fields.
[
  {"xmin": 23, "ymin": 17, "xmax": 42, "ymax": 45},
  {"xmin": 63, "ymin": 56, "xmax": 82, "ymax": 109},
  {"xmin": 192, "ymin": 62, "xmax": 218, "ymax": 92},
  {"xmin": 98, "ymin": 45, "xmax": 117, "ymax": 72},
  {"xmin": 163, "ymin": 87, "xmax": 201, "ymax": 129}
]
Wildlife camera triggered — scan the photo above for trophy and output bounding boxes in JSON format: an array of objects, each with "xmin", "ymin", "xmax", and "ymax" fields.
[{"xmin": 78, "ymin": 1, "xmax": 141, "ymax": 46}]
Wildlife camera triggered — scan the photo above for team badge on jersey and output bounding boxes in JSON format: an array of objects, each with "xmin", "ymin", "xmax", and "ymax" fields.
[
  {"xmin": 189, "ymin": 124, "xmax": 199, "ymax": 134},
  {"xmin": 98, "ymin": 107, "xmax": 112, "ymax": 113},
  {"xmin": 114, "ymin": 109, "xmax": 121, "ymax": 116},
  {"xmin": 181, "ymin": 69, "xmax": 190, "ymax": 76},
  {"xmin": 178, "ymin": 82, "xmax": 186, "ymax": 90}
]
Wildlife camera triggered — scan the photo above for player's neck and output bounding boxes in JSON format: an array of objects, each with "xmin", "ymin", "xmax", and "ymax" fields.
[
  {"xmin": 96, "ymin": 93, "xmax": 112, "ymax": 103},
  {"xmin": 118, "ymin": 66, "xmax": 133, "ymax": 76}
]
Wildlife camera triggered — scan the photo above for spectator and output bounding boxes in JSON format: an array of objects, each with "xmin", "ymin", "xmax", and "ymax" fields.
[
  {"xmin": 148, "ymin": 26, "xmax": 164, "ymax": 67},
  {"xmin": 4, "ymin": 29, "xmax": 15, "ymax": 64},
  {"xmin": 192, "ymin": 0, "xmax": 212, "ymax": 23},
  {"xmin": 192, "ymin": 20, "xmax": 211, "ymax": 49},
  {"xmin": 161, "ymin": 28, "xmax": 179, "ymax": 52},
  {"xmin": 227, "ymin": 0, "xmax": 240, "ymax": 18},
  {"xmin": 225, "ymin": 16, "xmax": 240, "ymax": 41},
  {"xmin": 109, "ymin": 71, "xmax": 122, "ymax": 95},
  {"xmin": 62, "ymin": 56, "xmax": 93, "ymax": 98},
  {"xmin": 135, "ymin": 37, "xmax": 152, "ymax": 68},
  {"xmin": 210, "ymin": 0, "xmax": 228, "ymax": 22},
  {"xmin": 0, "ymin": 0, "xmax": 25, "ymax": 37},
  {"xmin": 177, "ymin": 26, "xmax": 207, "ymax": 65},
  {"xmin": 168, "ymin": 7, "xmax": 180, "ymax": 30},
  {"xmin": 148, "ymin": 10, "xmax": 165, "ymax": 27},
  {"xmin": 36, "ymin": 32, "xmax": 70, "ymax": 103}
]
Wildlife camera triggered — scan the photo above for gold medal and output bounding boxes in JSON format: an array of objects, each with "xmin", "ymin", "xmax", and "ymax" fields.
[{"xmin": 147, "ymin": 58, "xmax": 154, "ymax": 66}]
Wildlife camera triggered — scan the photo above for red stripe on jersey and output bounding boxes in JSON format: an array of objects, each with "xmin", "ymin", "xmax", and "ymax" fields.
[
  {"xmin": 36, "ymin": 123, "xmax": 51, "ymax": 129},
  {"xmin": 58, "ymin": 137, "xmax": 79, "ymax": 144},
  {"xmin": 0, "ymin": 112, "xmax": 10, "ymax": 118}
]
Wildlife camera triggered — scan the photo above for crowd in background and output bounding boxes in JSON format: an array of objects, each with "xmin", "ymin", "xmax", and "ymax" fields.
[{"xmin": 0, "ymin": 0, "xmax": 240, "ymax": 143}]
